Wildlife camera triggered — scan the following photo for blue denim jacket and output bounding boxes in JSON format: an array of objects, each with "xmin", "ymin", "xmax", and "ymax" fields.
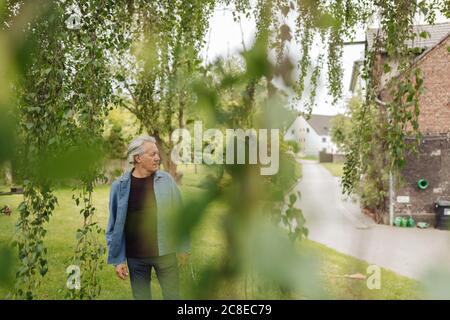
[{"xmin": 106, "ymin": 169, "xmax": 189, "ymax": 265}]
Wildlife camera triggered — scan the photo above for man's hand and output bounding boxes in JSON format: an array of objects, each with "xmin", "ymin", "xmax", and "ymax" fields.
[
  {"xmin": 177, "ymin": 253, "xmax": 190, "ymax": 268},
  {"xmin": 115, "ymin": 263, "xmax": 128, "ymax": 280}
]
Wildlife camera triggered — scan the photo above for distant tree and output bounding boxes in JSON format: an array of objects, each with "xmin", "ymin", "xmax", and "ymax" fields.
[
  {"xmin": 115, "ymin": 1, "xmax": 215, "ymax": 183},
  {"xmin": 287, "ymin": 140, "xmax": 300, "ymax": 154},
  {"xmin": 106, "ymin": 124, "xmax": 127, "ymax": 160},
  {"xmin": 330, "ymin": 99, "xmax": 357, "ymax": 154}
]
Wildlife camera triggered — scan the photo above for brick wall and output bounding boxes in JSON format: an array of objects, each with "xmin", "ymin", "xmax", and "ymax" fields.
[
  {"xmin": 380, "ymin": 35, "xmax": 450, "ymax": 225},
  {"xmin": 415, "ymin": 35, "xmax": 450, "ymax": 134},
  {"xmin": 379, "ymin": 36, "xmax": 450, "ymax": 135},
  {"xmin": 393, "ymin": 138, "xmax": 450, "ymax": 225}
]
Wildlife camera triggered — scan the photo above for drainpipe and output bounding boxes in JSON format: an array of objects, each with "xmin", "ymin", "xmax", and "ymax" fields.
[
  {"xmin": 375, "ymin": 97, "xmax": 394, "ymax": 225},
  {"xmin": 389, "ymin": 171, "xmax": 394, "ymax": 226}
]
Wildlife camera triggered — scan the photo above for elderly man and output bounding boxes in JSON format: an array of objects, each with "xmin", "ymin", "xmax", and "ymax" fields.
[{"xmin": 106, "ymin": 135, "xmax": 189, "ymax": 300}]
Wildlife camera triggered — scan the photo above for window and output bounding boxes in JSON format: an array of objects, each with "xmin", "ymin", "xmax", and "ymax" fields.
[
  {"xmin": 306, "ymin": 128, "xmax": 309, "ymax": 133},
  {"xmin": 322, "ymin": 137, "xmax": 326, "ymax": 142},
  {"xmin": 291, "ymin": 129, "xmax": 295, "ymax": 134}
]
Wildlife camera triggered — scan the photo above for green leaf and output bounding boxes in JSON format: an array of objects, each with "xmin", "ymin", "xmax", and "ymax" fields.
[{"xmin": 419, "ymin": 31, "xmax": 430, "ymax": 39}]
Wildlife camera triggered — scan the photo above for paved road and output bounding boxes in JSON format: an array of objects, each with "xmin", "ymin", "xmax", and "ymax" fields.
[{"xmin": 294, "ymin": 159, "xmax": 450, "ymax": 280}]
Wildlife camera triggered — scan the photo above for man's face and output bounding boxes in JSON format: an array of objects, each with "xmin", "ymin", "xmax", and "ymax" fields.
[{"xmin": 135, "ymin": 142, "xmax": 160, "ymax": 173}]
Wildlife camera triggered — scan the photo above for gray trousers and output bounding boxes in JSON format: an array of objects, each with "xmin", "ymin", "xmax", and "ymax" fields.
[{"xmin": 127, "ymin": 254, "xmax": 179, "ymax": 300}]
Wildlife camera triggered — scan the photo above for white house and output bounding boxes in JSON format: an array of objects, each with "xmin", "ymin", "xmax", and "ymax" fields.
[{"xmin": 284, "ymin": 114, "xmax": 340, "ymax": 156}]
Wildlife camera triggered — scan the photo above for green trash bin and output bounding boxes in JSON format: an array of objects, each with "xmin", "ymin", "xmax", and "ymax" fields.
[
  {"xmin": 407, "ymin": 216, "xmax": 415, "ymax": 227},
  {"xmin": 401, "ymin": 217, "xmax": 408, "ymax": 227}
]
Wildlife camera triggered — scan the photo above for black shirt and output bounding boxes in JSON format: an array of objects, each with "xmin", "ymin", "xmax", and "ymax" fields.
[{"xmin": 125, "ymin": 173, "xmax": 159, "ymax": 258}]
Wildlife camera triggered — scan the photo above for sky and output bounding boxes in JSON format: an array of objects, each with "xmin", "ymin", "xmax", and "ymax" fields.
[
  {"xmin": 201, "ymin": 4, "xmax": 449, "ymax": 116},
  {"xmin": 201, "ymin": 5, "xmax": 365, "ymax": 116}
]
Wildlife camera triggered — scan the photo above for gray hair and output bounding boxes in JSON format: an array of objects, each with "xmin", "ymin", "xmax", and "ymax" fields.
[{"xmin": 127, "ymin": 135, "xmax": 157, "ymax": 165}]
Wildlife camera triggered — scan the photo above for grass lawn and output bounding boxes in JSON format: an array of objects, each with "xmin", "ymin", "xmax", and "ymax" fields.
[
  {"xmin": 0, "ymin": 165, "xmax": 423, "ymax": 299},
  {"xmin": 300, "ymin": 155, "xmax": 319, "ymax": 161},
  {"xmin": 303, "ymin": 241, "xmax": 422, "ymax": 299},
  {"xmin": 321, "ymin": 162, "xmax": 344, "ymax": 177}
]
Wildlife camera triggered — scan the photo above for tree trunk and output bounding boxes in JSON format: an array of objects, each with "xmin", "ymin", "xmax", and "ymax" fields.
[
  {"xmin": 3, "ymin": 161, "xmax": 13, "ymax": 186},
  {"xmin": 153, "ymin": 134, "xmax": 183, "ymax": 185}
]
